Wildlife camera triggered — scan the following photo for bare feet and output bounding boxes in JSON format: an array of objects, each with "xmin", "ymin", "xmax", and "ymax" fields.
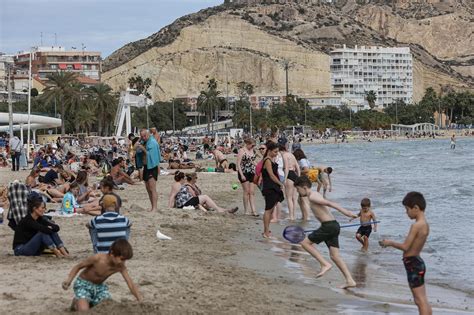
[
  {"xmin": 316, "ymin": 264, "xmax": 333, "ymax": 278},
  {"xmin": 262, "ymin": 232, "xmax": 276, "ymax": 239},
  {"xmin": 339, "ymin": 280, "xmax": 357, "ymax": 289},
  {"xmin": 59, "ymin": 247, "xmax": 70, "ymax": 257},
  {"xmin": 270, "ymin": 218, "xmax": 278, "ymax": 223},
  {"xmin": 52, "ymin": 248, "xmax": 65, "ymax": 258}
]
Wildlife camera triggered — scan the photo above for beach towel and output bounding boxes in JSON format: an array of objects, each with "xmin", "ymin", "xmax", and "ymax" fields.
[
  {"xmin": 47, "ymin": 211, "xmax": 82, "ymax": 218},
  {"xmin": 7, "ymin": 181, "xmax": 29, "ymax": 230}
]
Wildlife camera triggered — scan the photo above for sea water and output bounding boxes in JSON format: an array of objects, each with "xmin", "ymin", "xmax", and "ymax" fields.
[{"xmin": 303, "ymin": 138, "xmax": 474, "ymax": 293}]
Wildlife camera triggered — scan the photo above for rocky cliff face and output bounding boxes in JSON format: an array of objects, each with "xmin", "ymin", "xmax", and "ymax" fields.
[{"xmin": 102, "ymin": 1, "xmax": 473, "ymax": 102}]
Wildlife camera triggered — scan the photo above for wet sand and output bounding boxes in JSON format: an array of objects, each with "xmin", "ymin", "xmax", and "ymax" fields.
[{"xmin": 0, "ymin": 167, "xmax": 472, "ymax": 314}]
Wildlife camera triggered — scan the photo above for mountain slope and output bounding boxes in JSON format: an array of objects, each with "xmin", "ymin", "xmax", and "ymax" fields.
[{"xmin": 102, "ymin": 1, "xmax": 473, "ymax": 102}]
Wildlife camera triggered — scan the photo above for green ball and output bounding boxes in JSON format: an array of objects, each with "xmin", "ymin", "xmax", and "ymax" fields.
[{"xmin": 232, "ymin": 184, "xmax": 239, "ymax": 190}]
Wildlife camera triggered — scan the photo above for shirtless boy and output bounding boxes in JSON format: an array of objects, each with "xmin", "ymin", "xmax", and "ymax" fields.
[
  {"xmin": 294, "ymin": 176, "xmax": 357, "ymax": 289},
  {"xmin": 351, "ymin": 198, "xmax": 377, "ymax": 251},
  {"xmin": 62, "ymin": 239, "xmax": 142, "ymax": 311},
  {"xmin": 379, "ymin": 192, "xmax": 431, "ymax": 315},
  {"xmin": 316, "ymin": 166, "xmax": 332, "ymax": 198}
]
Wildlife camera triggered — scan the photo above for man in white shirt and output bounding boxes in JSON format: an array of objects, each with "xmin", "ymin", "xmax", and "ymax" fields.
[{"xmin": 9, "ymin": 135, "xmax": 22, "ymax": 171}]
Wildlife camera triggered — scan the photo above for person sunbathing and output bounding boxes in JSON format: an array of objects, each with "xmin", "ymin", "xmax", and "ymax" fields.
[
  {"xmin": 168, "ymin": 171, "xmax": 185, "ymax": 208},
  {"xmin": 26, "ymin": 168, "xmax": 65, "ymax": 203},
  {"xmin": 110, "ymin": 158, "xmax": 136, "ymax": 185},
  {"xmin": 168, "ymin": 160, "xmax": 195, "ymax": 170},
  {"xmin": 174, "ymin": 173, "xmax": 238, "ymax": 213}
]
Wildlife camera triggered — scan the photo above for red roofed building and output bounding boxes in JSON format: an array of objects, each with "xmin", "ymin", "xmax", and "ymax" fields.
[{"xmin": 14, "ymin": 46, "xmax": 102, "ymax": 83}]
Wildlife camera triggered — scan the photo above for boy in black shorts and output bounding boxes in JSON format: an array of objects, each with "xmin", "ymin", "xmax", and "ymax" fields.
[
  {"xmin": 351, "ymin": 198, "xmax": 377, "ymax": 251},
  {"xmin": 379, "ymin": 192, "xmax": 431, "ymax": 315},
  {"xmin": 294, "ymin": 176, "xmax": 358, "ymax": 289}
]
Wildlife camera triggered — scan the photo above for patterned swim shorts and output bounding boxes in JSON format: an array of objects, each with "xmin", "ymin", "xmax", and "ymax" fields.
[
  {"xmin": 73, "ymin": 277, "xmax": 111, "ymax": 306},
  {"xmin": 403, "ymin": 256, "xmax": 426, "ymax": 289}
]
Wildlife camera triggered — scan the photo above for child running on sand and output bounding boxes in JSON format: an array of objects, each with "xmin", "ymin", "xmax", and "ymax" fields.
[
  {"xmin": 351, "ymin": 198, "xmax": 377, "ymax": 251},
  {"xmin": 62, "ymin": 239, "xmax": 142, "ymax": 311},
  {"xmin": 379, "ymin": 192, "xmax": 431, "ymax": 315},
  {"xmin": 294, "ymin": 176, "xmax": 357, "ymax": 288}
]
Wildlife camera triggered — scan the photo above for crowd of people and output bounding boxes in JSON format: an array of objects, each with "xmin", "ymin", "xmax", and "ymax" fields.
[{"xmin": 0, "ymin": 129, "xmax": 433, "ymax": 314}]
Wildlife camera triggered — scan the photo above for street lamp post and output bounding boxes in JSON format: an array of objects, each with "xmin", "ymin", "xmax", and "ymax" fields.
[
  {"xmin": 304, "ymin": 100, "xmax": 307, "ymax": 127},
  {"xmin": 395, "ymin": 101, "xmax": 398, "ymax": 124},
  {"xmin": 349, "ymin": 106, "xmax": 352, "ymax": 128},
  {"xmin": 249, "ymin": 103, "xmax": 253, "ymax": 137},
  {"xmin": 7, "ymin": 64, "xmax": 13, "ymax": 138},
  {"xmin": 172, "ymin": 99, "xmax": 175, "ymax": 133},
  {"xmin": 27, "ymin": 50, "xmax": 33, "ymax": 161},
  {"xmin": 145, "ymin": 103, "xmax": 149, "ymax": 129},
  {"xmin": 438, "ymin": 98, "xmax": 442, "ymax": 129}
]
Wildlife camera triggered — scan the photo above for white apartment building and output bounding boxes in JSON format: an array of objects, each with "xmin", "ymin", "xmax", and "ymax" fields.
[{"xmin": 330, "ymin": 45, "xmax": 413, "ymax": 109}]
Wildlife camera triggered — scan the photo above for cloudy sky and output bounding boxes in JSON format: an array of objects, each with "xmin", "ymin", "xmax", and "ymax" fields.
[{"xmin": 0, "ymin": 0, "xmax": 222, "ymax": 57}]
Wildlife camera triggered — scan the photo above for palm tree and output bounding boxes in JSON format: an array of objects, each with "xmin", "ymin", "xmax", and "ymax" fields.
[
  {"xmin": 197, "ymin": 79, "xmax": 221, "ymax": 133},
  {"xmin": 87, "ymin": 83, "xmax": 117, "ymax": 136},
  {"xmin": 75, "ymin": 102, "xmax": 97, "ymax": 134},
  {"xmin": 365, "ymin": 90, "xmax": 377, "ymax": 110},
  {"xmin": 41, "ymin": 72, "xmax": 80, "ymax": 135}
]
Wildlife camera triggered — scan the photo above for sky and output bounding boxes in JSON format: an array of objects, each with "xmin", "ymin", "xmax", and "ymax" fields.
[{"xmin": 0, "ymin": 0, "xmax": 222, "ymax": 57}]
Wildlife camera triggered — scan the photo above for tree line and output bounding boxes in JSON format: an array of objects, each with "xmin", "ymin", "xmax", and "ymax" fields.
[{"xmin": 1, "ymin": 74, "xmax": 472, "ymax": 136}]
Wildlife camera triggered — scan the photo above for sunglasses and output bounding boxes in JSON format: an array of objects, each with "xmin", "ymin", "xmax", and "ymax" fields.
[{"xmin": 258, "ymin": 148, "xmax": 265, "ymax": 151}]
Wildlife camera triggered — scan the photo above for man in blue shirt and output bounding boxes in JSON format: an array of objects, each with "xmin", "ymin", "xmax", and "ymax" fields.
[{"xmin": 140, "ymin": 128, "xmax": 160, "ymax": 211}]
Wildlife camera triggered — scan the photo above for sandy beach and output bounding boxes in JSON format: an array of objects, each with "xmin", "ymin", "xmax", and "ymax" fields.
[{"xmin": 0, "ymin": 157, "xmax": 472, "ymax": 314}]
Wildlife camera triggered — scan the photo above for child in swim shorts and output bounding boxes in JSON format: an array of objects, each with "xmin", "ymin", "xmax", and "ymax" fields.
[
  {"xmin": 352, "ymin": 198, "xmax": 377, "ymax": 251},
  {"xmin": 73, "ymin": 277, "xmax": 111, "ymax": 307},
  {"xmin": 62, "ymin": 239, "xmax": 142, "ymax": 311},
  {"xmin": 379, "ymin": 192, "xmax": 431, "ymax": 315}
]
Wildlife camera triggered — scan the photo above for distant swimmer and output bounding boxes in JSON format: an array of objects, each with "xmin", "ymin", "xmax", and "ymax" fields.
[
  {"xmin": 379, "ymin": 192, "xmax": 432, "ymax": 315},
  {"xmin": 450, "ymin": 134, "xmax": 456, "ymax": 150},
  {"xmin": 350, "ymin": 198, "xmax": 377, "ymax": 251}
]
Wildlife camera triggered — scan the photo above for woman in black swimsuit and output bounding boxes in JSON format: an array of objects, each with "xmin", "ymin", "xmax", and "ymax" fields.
[
  {"xmin": 261, "ymin": 142, "xmax": 284, "ymax": 238},
  {"xmin": 236, "ymin": 138, "xmax": 258, "ymax": 216},
  {"xmin": 280, "ymin": 143, "xmax": 301, "ymax": 221}
]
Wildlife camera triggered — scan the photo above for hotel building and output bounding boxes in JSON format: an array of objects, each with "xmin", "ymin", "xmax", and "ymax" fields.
[{"xmin": 330, "ymin": 45, "xmax": 413, "ymax": 109}]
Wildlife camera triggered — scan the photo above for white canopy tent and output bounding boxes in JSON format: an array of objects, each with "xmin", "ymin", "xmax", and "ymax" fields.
[
  {"xmin": 0, "ymin": 112, "xmax": 61, "ymax": 143},
  {"xmin": 391, "ymin": 123, "xmax": 439, "ymax": 135}
]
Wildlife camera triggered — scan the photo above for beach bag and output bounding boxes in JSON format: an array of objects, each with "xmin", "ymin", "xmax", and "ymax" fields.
[
  {"xmin": 61, "ymin": 192, "xmax": 77, "ymax": 214},
  {"xmin": 253, "ymin": 160, "xmax": 264, "ymax": 186},
  {"xmin": 175, "ymin": 185, "xmax": 193, "ymax": 208}
]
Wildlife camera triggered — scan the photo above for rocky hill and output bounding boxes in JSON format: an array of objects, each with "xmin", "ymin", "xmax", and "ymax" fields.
[{"xmin": 102, "ymin": 0, "xmax": 473, "ymax": 102}]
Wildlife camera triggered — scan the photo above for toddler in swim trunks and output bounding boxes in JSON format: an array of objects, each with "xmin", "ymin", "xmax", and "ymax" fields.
[
  {"xmin": 379, "ymin": 192, "xmax": 431, "ymax": 315},
  {"xmin": 351, "ymin": 198, "xmax": 377, "ymax": 251},
  {"xmin": 62, "ymin": 239, "xmax": 142, "ymax": 311}
]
